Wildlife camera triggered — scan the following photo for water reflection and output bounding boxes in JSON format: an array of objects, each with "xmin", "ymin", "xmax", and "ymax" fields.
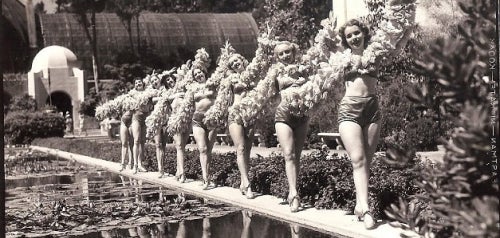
[
  {"xmin": 6, "ymin": 160, "xmax": 340, "ymax": 238},
  {"xmin": 85, "ymin": 211, "xmax": 339, "ymax": 238}
]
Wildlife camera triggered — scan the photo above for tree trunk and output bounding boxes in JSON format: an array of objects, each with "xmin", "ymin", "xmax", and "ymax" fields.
[
  {"xmin": 127, "ymin": 21, "xmax": 134, "ymax": 52},
  {"xmin": 91, "ymin": 10, "xmax": 99, "ymax": 93},
  {"xmin": 136, "ymin": 14, "xmax": 140, "ymax": 55}
]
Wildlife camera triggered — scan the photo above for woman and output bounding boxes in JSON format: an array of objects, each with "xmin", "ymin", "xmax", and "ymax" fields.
[
  {"xmin": 130, "ymin": 78, "xmax": 152, "ymax": 174},
  {"xmin": 337, "ymin": 18, "xmax": 379, "ymax": 230},
  {"xmin": 149, "ymin": 71, "xmax": 177, "ymax": 177},
  {"xmin": 271, "ymin": 41, "xmax": 310, "ymax": 212},
  {"xmin": 189, "ymin": 67, "xmax": 217, "ymax": 189},
  {"xmin": 119, "ymin": 79, "xmax": 144, "ymax": 171},
  {"xmin": 335, "ymin": 0, "xmax": 415, "ymax": 229},
  {"xmin": 231, "ymin": 40, "xmax": 311, "ymax": 212},
  {"xmin": 226, "ymin": 54, "xmax": 258, "ymax": 198}
]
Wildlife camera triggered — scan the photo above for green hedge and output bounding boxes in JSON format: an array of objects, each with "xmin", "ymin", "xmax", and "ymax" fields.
[
  {"xmin": 32, "ymin": 137, "xmax": 423, "ymax": 219},
  {"xmin": 4, "ymin": 112, "xmax": 65, "ymax": 145}
]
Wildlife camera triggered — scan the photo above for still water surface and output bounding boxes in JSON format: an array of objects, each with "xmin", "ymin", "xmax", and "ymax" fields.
[{"xmin": 5, "ymin": 153, "xmax": 342, "ymax": 238}]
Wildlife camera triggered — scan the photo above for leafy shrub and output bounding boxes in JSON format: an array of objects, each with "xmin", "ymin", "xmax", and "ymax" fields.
[
  {"xmin": 7, "ymin": 94, "xmax": 37, "ymax": 113},
  {"xmin": 384, "ymin": 0, "xmax": 499, "ymax": 237},
  {"xmin": 4, "ymin": 112, "xmax": 65, "ymax": 145},
  {"xmin": 32, "ymin": 137, "xmax": 420, "ymax": 218}
]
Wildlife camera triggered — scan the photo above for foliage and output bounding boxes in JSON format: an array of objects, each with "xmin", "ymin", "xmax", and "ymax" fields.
[
  {"xmin": 7, "ymin": 94, "xmax": 37, "ymax": 113},
  {"xmin": 4, "ymin": 112, "xmax": 65, "ymax": 145},
  {"xmin": 384, "ymin": 0, "xmax": 498, "ymax": 237},
  {"xmin": 253, "ymin": 0, "xmax": 330, "ymax": 48},
  {"xmin": 59, "ymin": 0, "xmax": 107, "ymax": 92},
  {"xmin": 33, "ymin": 137, "xmax": 421, "ymax": 219},
  {"xmin": 102, "ymin": 43, "xmax": 166, "ymax": 86}
]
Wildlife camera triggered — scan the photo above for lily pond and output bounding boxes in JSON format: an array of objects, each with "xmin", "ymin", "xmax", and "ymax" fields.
[{"xmin": 5, "ymin": 148, "xmax": 342, "ymax": 238}]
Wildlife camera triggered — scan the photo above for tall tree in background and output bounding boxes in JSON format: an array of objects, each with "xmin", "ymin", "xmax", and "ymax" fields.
[
  {"xmin": 113, "ymin": 0, "xmax": 142, "ymax": 54},
  {"xmin": 66, "ymin": 0, "xmax": 107, "ymax": 93}
]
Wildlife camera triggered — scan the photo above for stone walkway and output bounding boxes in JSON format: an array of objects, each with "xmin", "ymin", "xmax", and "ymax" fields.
[{"xmin": 31, "ymin": 145, "xmax": 422, "ymax": 238}]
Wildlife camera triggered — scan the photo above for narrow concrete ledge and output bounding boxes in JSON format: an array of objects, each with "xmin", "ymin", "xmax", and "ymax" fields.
[{"xmin": 31, "ymin": 146, "xmax": 418, "ymax": 238}]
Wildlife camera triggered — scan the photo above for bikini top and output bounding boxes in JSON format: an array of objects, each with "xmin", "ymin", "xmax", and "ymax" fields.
[{"xmin": 344, "ymin": 68, "xmax": 378, "ymax": 82}]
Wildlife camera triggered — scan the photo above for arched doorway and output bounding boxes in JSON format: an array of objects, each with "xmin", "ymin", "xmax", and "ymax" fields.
[{"xmin": 46, "ymin": 91, "xmax": 73, "ymax": 116}]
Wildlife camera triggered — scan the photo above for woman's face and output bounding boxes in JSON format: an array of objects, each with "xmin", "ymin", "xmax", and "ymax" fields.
[
  {"xmin": 193, "ymin": 69, "xmax": 206, "ymax": 83},
  {"xmin": 150, "ymin": 75, "xmax": 161, "ymax": 89},
  {"xmin": 275, "ymin": 44, "xmax": 295, "ymax": 64},
  {"xmin": 229, "ymin": 55, "xmax": 245, "ymax": 73},
  {"xmin": 165, "ymin": 76, "xmax": 176, "ymax": 88},
  {"xmin": 134, "ymin": 80, "xmax": 145, "ymax": 91},
  {"xmin": 344, "ymin": 25, "xmax": 365, "ymax": 52}
]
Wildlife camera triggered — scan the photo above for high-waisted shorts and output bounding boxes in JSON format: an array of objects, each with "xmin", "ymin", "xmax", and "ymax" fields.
[
  {"xmin": 192, "ymin": 111, "xmax": 208, "ymax": 131},
  {"xmin": 275, "ymin": 105, "xmax": 309, "ymax": 129},
  {"xmin": 338, "ymin": 95, "xmax": 380, "ymax": 127},
  {"xmin": 121, "ymin": 111, "xmax": 132, "ymax": 127}
]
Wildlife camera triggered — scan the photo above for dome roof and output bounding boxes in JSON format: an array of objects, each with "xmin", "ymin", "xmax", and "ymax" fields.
[{"xmin": 31, "ymin": 45, "xmax": 79, "ymax": 73}]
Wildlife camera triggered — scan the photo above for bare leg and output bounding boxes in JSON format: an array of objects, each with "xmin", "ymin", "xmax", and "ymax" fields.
[
  {"xmin": 173, "ymin": 132, "xmax": 189, "ymax": 182},
  {"xmin": 275, "ymin": 121, "xmax": 309, "ymax": 212},
  {"xmin": 155, "ymin": 129, "xmax": 167, "ymax": 177},
  {"xmin": 131, "ymin": 119, "xmax": 146, "ymax": 173},
  {"xmin": 229, "ymin": 123, "xmax": 255, "ymax": 198},
  {"xmin": 119, "ymin": 122, "xmax": 130, "ymax": 171},
  {"xmin": 339, "ymin": 120, "xmax": 380, "ymax": 229},
  {"xmin": 193, "ymin": 126, "xmax": 217, "ymax": 189}
]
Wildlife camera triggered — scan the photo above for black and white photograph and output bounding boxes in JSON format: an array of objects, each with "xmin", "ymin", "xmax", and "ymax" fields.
[{"xmin": 2, "ymin": 0, "xmax": 499, "ymax": 237}]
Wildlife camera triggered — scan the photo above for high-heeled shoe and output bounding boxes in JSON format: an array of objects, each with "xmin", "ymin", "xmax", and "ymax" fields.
[
  {"xmin": 201, "ymin": 179, "xmax": 210, "ymax": 190},
  {"xmin": 239, "ymin": 184, "xmax": 255, "ymax": 199},
  {"xmin": 158, "ymin": 171, "xmax": 165, "ymax": 178},
  {"xmin": 119, "ymin": 164, "xmax": 126, "ymax": 172},
  {"xmin": 354, "ymin": 209, "xmax": 376, "ymax": 229},
  {"xmin": 287, "ymin": 195, "xmax": 300, "ymax": 213},
  {"xmin": 137, "ymin": 165, "xmax": 147, "ymax": 172},
  {"xmin": 175, "ymin": 172, "xmax": 186, "ymax": 183}
]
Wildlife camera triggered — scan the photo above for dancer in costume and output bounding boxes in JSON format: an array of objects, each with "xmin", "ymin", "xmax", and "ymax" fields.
[
  {"xmin": 167, "ymin": 49, "xmax": 211, "ymax": 183},
  {"xmin": 95, "ymin": 78, "xmax": 146, "ymax": 171},
  {"xmin": 146, "ymin": 69, "xmax": 177, "ymax": 177},
  {"xmin": 204, "ymin": 31, "xmax": 275, "ymax": 198},
  {"xmin": 231, "ymin": 40, "xmax": 312, "ymax": 212},
  {"xmin": 130, "ymin": 77, "xmax": 159, "ymax": 174},
  {"xmin": 334, "ymin": 0, "xmax": 415, "ymax": 229},
  {"xmin": 189, "ymin": 66, "xmax": 216, "ymax": 189}
]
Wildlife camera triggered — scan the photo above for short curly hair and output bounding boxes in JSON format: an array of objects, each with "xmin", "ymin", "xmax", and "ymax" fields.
[
  {"xmin": 227, "ymin": 54, "xmax": 249, "ymax": 72},
  {"xmin": 339, "ymin": 19, "xmax": 371, "ymax": 49}
]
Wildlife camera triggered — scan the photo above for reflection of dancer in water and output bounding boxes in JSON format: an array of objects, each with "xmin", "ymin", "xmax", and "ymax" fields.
[
  {"xmin": 202, "ymin": 217, "xmax": 211, "ymax": 238},
  {"xmin": 290, "ymin": 223, "xmax": 301, "ymax": 238},
  {"xmin": 175, "ymin": 220, "xmax": 186, "ymax": 238},
  {"xmin": 205, "ymin": 29, "xmax": 274, "ymax": 198},
  {"xmin": 241, "ymin": 210, "xmax": 253, "ymax": 238}
]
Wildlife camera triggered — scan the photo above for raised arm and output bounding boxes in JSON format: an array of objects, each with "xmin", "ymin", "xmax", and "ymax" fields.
[
  {"xmin": 360, "ymin": 0, "xmax": 416, "ymax": 67},
  {"xmin": 230, "ymin": 65, "xmax": 281, "ymax": 127}
]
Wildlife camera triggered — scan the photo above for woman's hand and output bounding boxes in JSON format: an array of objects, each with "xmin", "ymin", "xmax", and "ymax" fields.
[{"xmin": 292, "ymin": 77, "xmax": 307, "ymax": 87}]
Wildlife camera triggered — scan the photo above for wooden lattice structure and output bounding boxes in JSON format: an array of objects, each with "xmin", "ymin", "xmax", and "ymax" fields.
[{"xmin": 39, "ymin": 13, "xmax": 259, "ymax": 70}]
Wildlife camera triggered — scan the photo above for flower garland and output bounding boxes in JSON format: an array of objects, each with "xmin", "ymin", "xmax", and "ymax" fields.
[
  {"xmin": 144, "ymin": 68, "xmax": 178, "ymax": 137},
  {"xmin": 203, "ymin": 35, "xmax": 275, "ymax": 129},
  {"xmin": 95, "ymin": 89, "xmax": 140, "ymax": 121},
  {"xmin": 280, "ymin": 0, "xmax": 416, "ymax": 117},
  {"xmin": 167, "ymin": 49, "xmax": 211, "ymax": 135},
  {"xmin": 145, "ymin": 87, "xmax": 174, "ymax": 137},
  {"xmin": 166, "ymin": 82, "xmax": 204, "ymax": 135},
  {"xmin": 230, "ymin": 64, "xmax": 281, "ymax": 127}
]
